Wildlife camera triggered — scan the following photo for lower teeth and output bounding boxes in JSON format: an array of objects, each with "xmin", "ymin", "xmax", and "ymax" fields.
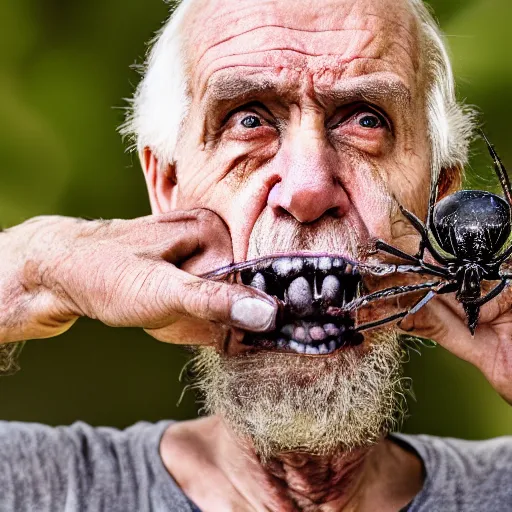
[
  {"xmin": 277, "ymin": 338, "xmax": 341, "ymax": 355},
  {"xmin": 245, "ymin": 317, "xmax": 363, "ymax": 355}
]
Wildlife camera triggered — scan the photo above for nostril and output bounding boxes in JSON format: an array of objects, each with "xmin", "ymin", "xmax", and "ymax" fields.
[
  {"xmin": 273, "ymin": 205, "xmax": 292, "ymax": 219},
  {"xmin": 326, "ymin": 206, "xmax": 342, "ymax": 218}
]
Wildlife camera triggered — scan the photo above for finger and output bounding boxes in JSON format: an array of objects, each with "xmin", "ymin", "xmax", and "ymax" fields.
[
  {"xmin": 145, "ymin": 263, "xmax": 278, "ymax": 332},
  {"xmin": 145, "ymin": 318, "xmax": 229, "ymax": 345},
  {"xmin": 151, "ymin": 209, "xmax": 234, "ymax": 274},
  {"xmin": 397, "ymin": 294, "xmax": 498, "ymax": 367},
  {"xmin": 177, "ymin": 210, "xmax": 234, "ymax": 276}
]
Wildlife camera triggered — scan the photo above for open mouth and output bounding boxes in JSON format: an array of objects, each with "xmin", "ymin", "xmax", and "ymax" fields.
[{"xmin": 204, "ymin": 254, "xmax": 366, "ymax": 355}]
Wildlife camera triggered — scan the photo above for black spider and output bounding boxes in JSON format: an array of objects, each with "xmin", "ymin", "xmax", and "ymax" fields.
[{"xmin": 354, "ymin": 132, "xmax": 512, "ymax": 335}]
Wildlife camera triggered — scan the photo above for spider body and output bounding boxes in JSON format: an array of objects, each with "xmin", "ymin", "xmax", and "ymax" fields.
[
  {"xmin": 433, "ymin": 190, "xmax": 511, "ymax": 262},
  {"xmin": 353, "ymin": 133, "xmax": 512, "ymax": 335}
]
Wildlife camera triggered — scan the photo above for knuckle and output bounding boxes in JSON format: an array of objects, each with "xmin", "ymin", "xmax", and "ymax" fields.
[
  {"xmin": 194, "ymin": 209, "xmax": 226, "ymax": 231},
  {"xmin": 179, "ymin": 279, "xmax": 229, "ymax": 320}
]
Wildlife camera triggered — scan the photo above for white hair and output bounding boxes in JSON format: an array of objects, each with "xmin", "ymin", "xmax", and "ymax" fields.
[{"xmin": 121, "ymin": 0, "xmax": 475, "ymax": 184}]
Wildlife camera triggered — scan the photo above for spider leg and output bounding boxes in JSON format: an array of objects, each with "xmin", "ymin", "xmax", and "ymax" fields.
[
  {"xmin": 375, "ymin": 240, "xmax": 418, "ymax": 263},
  {"xmin": 474, "ymin": 278, "xmax": 508, "ymax": 307},
  {"xmin": 399, "ymin": 205, "xmax": 453, "ymax": 266},
  {"xmin": 426, "ymin": 166, "xmax": 440, "ymax": 240},
  {"xmin": 480, "ymin": 130, "xmax": 512, "ymax": 207},
  {"xmin": 355, "ymin": 289, "xmax": 438, "ymax": 332},
  {"xmin": 374, "ymin": 240, "xmax": 450, "ymax": 278},
  {"xmin": 354, "ymin": 281, "xmax": 453, "ymax": 332},
  {"xmin": 398, "ymin": 205, "xmax": 428, "ymax": 259},
  {"xmin": 328, "ymin": 280, "xmax": 444, "ymax": 315}
]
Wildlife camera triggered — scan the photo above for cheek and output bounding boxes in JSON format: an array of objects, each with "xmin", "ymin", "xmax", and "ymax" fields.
[
  {"xmin": 349, "ymin": 165, "xmax": 395, "ymax": 235},
  {"xmin": 173, "ymin": 138, "xmax": 278, "ymax": 211},
  {"xmin": 386, "ymin": 155, "xmax": 431, "ymax": 217}
]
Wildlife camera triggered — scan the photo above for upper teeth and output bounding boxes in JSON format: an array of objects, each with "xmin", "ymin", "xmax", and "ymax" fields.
[
  {"xmin": 288, "ymin": 276, "xmax": 315, "ymax": 316},
  {"xmin": 250, "ymin": 272, "xmax": 266, "ymax": 292},
  {"xmin": 321, "ymin": 274, "xmax": 341, "ymax": 302},
  {"xmin": 243, "ymin": 256, "xmax": 361, "ymax": 314}
]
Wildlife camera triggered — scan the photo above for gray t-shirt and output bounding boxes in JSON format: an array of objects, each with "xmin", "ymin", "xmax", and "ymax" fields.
[{"xmin": 0, "ymin": 420, "xmax": 510, "ymax": 511}]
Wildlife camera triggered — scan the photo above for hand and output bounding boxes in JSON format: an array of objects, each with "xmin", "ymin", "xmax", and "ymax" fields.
[
  {"xmin": 399, "ymin": 285, "xmax": 512, "ymax": 405},
  {"xmin": 0, "ymin": 211, "xmax": 277, "ymax": 346}
]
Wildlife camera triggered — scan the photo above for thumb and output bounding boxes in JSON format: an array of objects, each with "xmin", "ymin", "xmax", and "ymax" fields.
[{"xmin": 166, "ymin": 267, "xmax": 278, "ymax": 332}]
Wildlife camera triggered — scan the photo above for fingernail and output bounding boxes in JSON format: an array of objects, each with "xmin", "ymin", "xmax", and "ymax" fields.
[{"xmin": 230, "ymin": 297, "xmax": 277, "ymax": 332}]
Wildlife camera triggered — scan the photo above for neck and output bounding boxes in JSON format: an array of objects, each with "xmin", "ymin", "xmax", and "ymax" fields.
[
  {"xmin": 161, "ymin": 416, "xmax": 423, "ymax": 512},
  {"xmin": 256, "ymin": 445, "xmax": 371, "ymax": 511}
]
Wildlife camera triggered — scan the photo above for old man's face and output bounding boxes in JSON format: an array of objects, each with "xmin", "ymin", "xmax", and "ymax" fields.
[
  {"xmin": 172, "ymin": 0, "xmax": 431, "ymax": 260},
  {"xmin": 149, "ymin": 0, "xmax": 434, "ymax": 456}
]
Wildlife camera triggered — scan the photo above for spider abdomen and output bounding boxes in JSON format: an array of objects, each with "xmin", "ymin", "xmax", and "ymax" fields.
[{"xmin": 432, "ymin": 190, "xmax": 511, "ymax": 261}]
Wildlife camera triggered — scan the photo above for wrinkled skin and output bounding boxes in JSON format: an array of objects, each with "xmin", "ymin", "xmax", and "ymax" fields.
[
  {"xmin": 1, "ymin": 0, "xmax": 511, "ymax": 510},
  {"xmin": 146, "ymin": 0, "xmax": 511, "ymax": 509},
  {"xmin": 153, "ymin": 0, "xmax": 430, "ymax": 509}
]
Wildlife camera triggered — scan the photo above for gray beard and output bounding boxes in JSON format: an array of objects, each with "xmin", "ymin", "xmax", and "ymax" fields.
[
  {"xmin": 191, "ymin": 209, "xmax": 407, "ymax": 459},
  {"xmin": 190, "ymin": 330, "xmax": 406, "ymax": 460}
]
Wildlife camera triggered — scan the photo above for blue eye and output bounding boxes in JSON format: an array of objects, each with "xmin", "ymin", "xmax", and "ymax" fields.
[
  {"xmin": 359, "ymin": 114, "xmax": 381, "ymax": 129},
  {"xmin": 241, "ymin": 115, "xmax": 262, "ymax": 128}
]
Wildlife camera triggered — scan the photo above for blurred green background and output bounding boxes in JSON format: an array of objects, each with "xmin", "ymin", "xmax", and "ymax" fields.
[{"xmin": 0, "ymin": 0, "xmax": 511, "ymax": 438}]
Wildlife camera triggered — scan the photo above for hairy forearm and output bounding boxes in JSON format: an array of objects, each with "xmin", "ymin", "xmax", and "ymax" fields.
[
  {"xmin": 0, "ymin": 210, "xmax": 276, "ymax": 349},
  {"xmin": 0, "ymin": 216, "xmax": 84, "ymax": 343}
]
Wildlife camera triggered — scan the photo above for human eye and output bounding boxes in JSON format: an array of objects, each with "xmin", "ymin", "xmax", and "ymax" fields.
[
  {"xmin": 240, "ymin": 114, "xmax": 263, "ymax": 129},
  {"xmin": 327, "ymin": 104, "xmax": 392, "ymax": 155},
  {"xmin": 221, "ymin": 102, "xmax": 277, "ymax": 141},
  {"xmin": 329, "ymin": 104, "xmax": 390, "ymax": 132},
  {"xmin": 355, "ymin": 111, "xmax": 384, "ymax": 129}
]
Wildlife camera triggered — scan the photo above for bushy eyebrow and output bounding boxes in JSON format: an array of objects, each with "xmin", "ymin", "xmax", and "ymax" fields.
[
  {"xmin": 203, "ymin": 71, "xmax": 411, "ymax": 114},
  {"xmin": 204, "ymin": 74, "xmax": 293, "ymax": 104}
]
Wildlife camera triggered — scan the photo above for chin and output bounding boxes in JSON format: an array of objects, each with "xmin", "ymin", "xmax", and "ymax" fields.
[{"xmin": 190, "ymin": 329, "xmax": 406, "ymax": 459}]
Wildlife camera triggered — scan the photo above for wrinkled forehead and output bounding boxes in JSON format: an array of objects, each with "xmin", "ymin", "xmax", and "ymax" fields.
[{"xmin": 182, "ymin": 0, "xmax": 422, "ymax": 97}]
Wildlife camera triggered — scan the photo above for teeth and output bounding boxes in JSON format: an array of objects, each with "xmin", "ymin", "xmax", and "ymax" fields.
[
  {"xmin": 318, "ymin": 343, "xmax": 329, "ymax": 354},
  {"xmin": 291, "ymin": 258, "xmax": 304, "ymax": 272},
  {"xmin": 321, "ymin": 275, "xmax": 341, "ymax": 302},
  {"xmin": 272, "ymin": 258, "xmax": 293, "ymax": 277},
  {"xmin": 250, "ymin": 272, "xmax": 266, "ymax": 292},
  {"xmin": 323, "ymin": 323, "xmax": 340, "ymax": 337},
  {"xmin": 318, "ymin": 257, "xmax": 332, "ymax": 271},
  {"xmin": 249, "ymin": 317, "xmax": 355, "ymax": 354},
  {"xmin": 289, "ymin": 340, "xmax": 306, "ymax": 354},
  {"xmin": 288, "ymin": 276, "xmax": 314, "ymax": 316},
  {"xmin": 293, "ymin": 326, "xmax": 307, "ymax": 342},
  {"xmin": 332, "ymin": 258, "xmax": 345, "ymax": 270},
  {"xmin": 309, "ymin": 326, "xmax": 327, "ymax": 341},
  {"xmin": 280, "ymin": 324, "xmax": 294, "ymax": 337}
]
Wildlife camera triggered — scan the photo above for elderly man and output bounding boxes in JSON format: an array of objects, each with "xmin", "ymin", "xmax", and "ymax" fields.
[{"xmin": 0, "ymin": 0, "xmax": 511, "ymax": 510}]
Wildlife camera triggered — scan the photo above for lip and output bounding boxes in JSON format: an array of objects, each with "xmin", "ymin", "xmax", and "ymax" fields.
[{"xmin": 203, "ymin": 252, "xmax": 369, "ymax": 356}]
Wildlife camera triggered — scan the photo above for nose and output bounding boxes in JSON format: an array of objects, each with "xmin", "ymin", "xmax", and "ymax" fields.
[{"xmin": 268, "ymin": 128, "xmax": 350, "ymax": 224}]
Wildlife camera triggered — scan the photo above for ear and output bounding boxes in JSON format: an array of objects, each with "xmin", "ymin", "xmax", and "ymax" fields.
[
  {"xmin": 140, "ymin": 147, "xmax": 177, "ymax": 214},
  {"xmin": 437, "ymin": 164, "xmax": 463, "ymax": 200}
]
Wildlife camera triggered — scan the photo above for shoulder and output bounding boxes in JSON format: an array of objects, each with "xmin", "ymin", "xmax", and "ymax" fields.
[
  {"xmin": 395, "ymin": 434, "xmax": 512, "ymax": 511},
  {"xmin": 0, "ymin": 419, "xmax": 173, "ymax": 483},
  {"xmin": 405, "ymin": 434, "xmax": 512, "ymax": 473},
  {"xmin": 0, "ymin": 420, "xmax": 181, "ymax": 512},
  {"xmin": 0, "ymin": 419, "xmax": 172, "ymax": 454}
]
